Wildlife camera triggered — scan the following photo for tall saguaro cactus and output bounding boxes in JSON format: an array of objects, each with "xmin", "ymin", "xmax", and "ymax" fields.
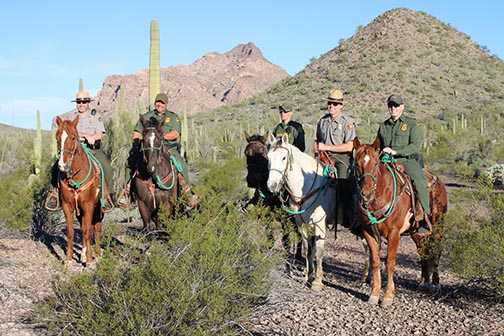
[{"xmin": 149, "ymin": 19, "xmax": 160, "ymax": 108}]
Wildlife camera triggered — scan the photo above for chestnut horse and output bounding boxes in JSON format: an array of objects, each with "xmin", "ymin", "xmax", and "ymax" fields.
[
  {"xmin": 132, "ymin": 115, "xmax": 179, "ymax": 231},
  {"xmin": 55, "ymin": 116, "xmax": 107, "ymax": 265},
  {"xmin": 353, "ymin": 137, "xmax": 448, "ymax": 307}
]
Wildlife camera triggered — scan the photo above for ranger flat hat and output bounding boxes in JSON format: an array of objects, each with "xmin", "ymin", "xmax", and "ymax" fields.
[
  {"xmin": 326, "ymin": 89, "xmax": 344, "ymax": 102},
  {"xmin": 387, "ymin": 94, "xmax": 404, "ymax": 105},
  {"xmin": 71, "ymin": 90, "xmax": 94, "ymax": 102}
]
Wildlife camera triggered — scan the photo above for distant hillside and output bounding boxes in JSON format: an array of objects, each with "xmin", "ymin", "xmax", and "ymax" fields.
[
  {"xmin": 209, "ymin": 8, "xmax": 503, "ymax": 142},
  {"xmin": 90, "ymin": 42, "xmax": 289, "ymax": 118}
]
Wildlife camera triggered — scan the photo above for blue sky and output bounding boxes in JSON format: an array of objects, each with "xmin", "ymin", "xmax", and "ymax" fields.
[{"xmin": 1, "ymin": 1, "xmax": 502, "ymax": 130}]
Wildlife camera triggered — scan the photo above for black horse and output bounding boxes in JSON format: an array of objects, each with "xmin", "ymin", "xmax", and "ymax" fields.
[
  {"xmin": 132, "ymin": 115, "xmax": 179, "ymax": 231},
  {"xmin": 243, "ymin": 131, "xmax": 302, "ymax": 261}
]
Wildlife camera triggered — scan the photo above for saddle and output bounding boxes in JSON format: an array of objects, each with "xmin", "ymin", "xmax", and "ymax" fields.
[{"xmin": 388, "ymin": 162, "xmax": 424, "ymax": 222}]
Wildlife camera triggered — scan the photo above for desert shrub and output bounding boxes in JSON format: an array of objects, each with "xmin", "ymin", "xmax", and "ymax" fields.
[
  {"xmin": 37, "ymin": 160, "xmax": 282, "ymax": 336},
  {"xmin": 443, "ymin": 181, "xmax": 504, "ymax": 300}
]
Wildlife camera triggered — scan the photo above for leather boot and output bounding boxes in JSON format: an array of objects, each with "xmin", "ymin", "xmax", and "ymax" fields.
[{"xmin": 178, "ymin": 173, "xmax": 201, "ymax": 209}]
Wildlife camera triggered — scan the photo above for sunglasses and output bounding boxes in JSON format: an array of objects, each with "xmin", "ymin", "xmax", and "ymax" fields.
[
  {"xmin": 76, "ymin": 100, "xmax": 89, "ymax": 105},
  {"xmin": 388, "ymin": 103, "xmax": 400, "ymax": 108},
  {"xmin": 279, "ymin": 110, "xmax": 291, "ymax": 114},
  {"xmin": 327, "ymin": 101, "xmax": 343, "ymax": 106}
]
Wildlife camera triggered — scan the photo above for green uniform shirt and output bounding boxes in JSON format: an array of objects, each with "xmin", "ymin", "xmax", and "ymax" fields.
[
  {"xmin": 377, "ymin": 114, "xmax": 422, "ymax": 157},
  {"xmin": 273, "ymin": 120, "xmax": 305, "ymax": 152},
  {"xmin": 134, "ymin": 109, "xmax": 181, "ymax": 149}
]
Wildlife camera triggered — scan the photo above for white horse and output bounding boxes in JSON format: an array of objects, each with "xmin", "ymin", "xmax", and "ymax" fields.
[{"xmin": 267, "ymin": 133, "xmax": 337, "ymax": 291}]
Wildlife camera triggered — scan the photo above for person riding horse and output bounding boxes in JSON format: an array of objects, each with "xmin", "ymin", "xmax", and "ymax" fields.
[
  {"xmin": 117, "ymin": 92, "xmax": 200, "ymax": 210},
  {"xmin": 377, "ymin": 94, "xmax": 431, "ymax": 234},
  {"xmin": 313, "ymin": 89, "xmax": 357, "ymax": 230},
  {"xmin": 45, "ymin": 90, "xmax": 114, "ymax": 212}
]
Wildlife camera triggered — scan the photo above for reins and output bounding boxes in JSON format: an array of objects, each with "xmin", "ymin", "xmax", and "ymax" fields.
[
  {"xmin": 269, "ymin": 145, "xmax": 331, "ymax": 215},
  {"xmin": 357, "ymin": 153, "xmax": 399, "ymax": 225}
]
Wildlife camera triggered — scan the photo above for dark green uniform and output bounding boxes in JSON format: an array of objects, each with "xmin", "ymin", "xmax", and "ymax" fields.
[
  {"xmin": 273, "ymin": 120, "xmax": 305, "ymax": 152},
  {"xmin": 377, "ymin": 114, "xmax": 430, "ymax": 215},
  {"xmin": 314, "ymin": 113, "xmax": 356, "ymax": 178},
  {"xmin": 133, "ymin": 109, "xmax": 190, "ymax": 182}
]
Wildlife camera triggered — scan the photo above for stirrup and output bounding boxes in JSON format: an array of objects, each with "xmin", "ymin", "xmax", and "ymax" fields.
[
  {"xmin": 103, "ymin": 196, "xmax": 115, "ymax": 213},
  {"xmin": 116, "ymin": 189, "xmax": 131, "ymax": 209},
  {"xmin": 44, "ymin": 189, "xmax": 59, "ymax": 211},
  {"xmin": 186, "ymin": 194, "xmax": 201, "ymax": 209}
]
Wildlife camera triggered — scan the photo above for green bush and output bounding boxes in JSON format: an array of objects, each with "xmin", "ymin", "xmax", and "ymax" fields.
[
  {"xmin": 443, "ymin": 181, "xmax": 504, "ymax": 300},
  {"xmin": 36, "ymin": 162, "xmax": 282, "ymax": 336}
]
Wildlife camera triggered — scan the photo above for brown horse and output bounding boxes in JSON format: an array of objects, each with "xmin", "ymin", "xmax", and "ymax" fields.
[
  {"xmin": 353, "ymin": 137, "xmax": 448, "ymax": 307},
  {"xmin": 132, "ymin": 115, "xmax": 179, "ymax": 231},
  {"xmin": 55, "ymin": 116, "xmax": 106, "ymax": 265}
]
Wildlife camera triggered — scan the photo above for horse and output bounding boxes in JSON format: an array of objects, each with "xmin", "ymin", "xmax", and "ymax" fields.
[
  {"xmin": 352, "ymin": 136, "xmax": 448, "ymax": 307},
  {"xmin": 132, "ymin": 115, "xmax": 179, "ymax": 231},
  {"xmin": 267, "ymin": 133, "xmax": 337, "ymax": 291},
  {"xmin": 244, "ymin": 131, "xmax": 301, "ymax": 261},
  {"xmin": 55, "ymin": 116, "xmax": 107, "ymax": 265}
]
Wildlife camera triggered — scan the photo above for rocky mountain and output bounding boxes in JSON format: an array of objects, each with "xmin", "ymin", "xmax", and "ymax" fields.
[
  {"xmin": 91, "ymin": 42, "xmax": 288, "ymax": 117},
  {"xmin": 294, "ymin": 8, "xmax": 503, "ymax": 119}
]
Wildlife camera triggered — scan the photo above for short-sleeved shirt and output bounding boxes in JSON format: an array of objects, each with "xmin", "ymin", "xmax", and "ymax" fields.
[
  {"xmin": 377, "ymin": 114, "xmax": 422, "ymax": 157},
  {"xmin": 273, "ymin": 120, "xmax": 305, "ymax": 152},
  {"xmin": 54, "ymin": 110, "xmax": 106, "ymax": 135},
  {"xmin": 314, "ymin": 113, "xmax": 356, "ymax": 152},
  {"xmin": 134, "ymin": 109, "xmax": 181, "ymax": 148}
]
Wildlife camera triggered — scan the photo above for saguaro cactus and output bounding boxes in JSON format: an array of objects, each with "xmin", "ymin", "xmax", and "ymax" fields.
[
  {"xmin": 29, "ymin": 110, "xmax": 42, "ymax": 187},
  {"xmin": 149, "ymin": 19, "xmax": 160, "ymax": 108}
]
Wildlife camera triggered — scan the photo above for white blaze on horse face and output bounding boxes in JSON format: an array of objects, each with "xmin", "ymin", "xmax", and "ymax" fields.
[
  {"xmin": 147, "ymin": 132, "xmax": 155, "ymax": 148},
  {"xmin": 58, "ymin": 130, "xmax": 68, "ymax": 171},
  {"xmin": 363, "ymin": 154, "xmax": 370, "ymax": 165},
  {"xmin": 267, "ymin": 148, "xmax": 287, "ymax": 194}
]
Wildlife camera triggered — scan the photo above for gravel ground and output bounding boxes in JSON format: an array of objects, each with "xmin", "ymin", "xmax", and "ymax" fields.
[
  {"xmin": 1, "ymin": 210, "xmax": 503, "ymax": 336},
  {"xmin": 242, "ymin": 229, "xmax": 504, "ymax": 336}
]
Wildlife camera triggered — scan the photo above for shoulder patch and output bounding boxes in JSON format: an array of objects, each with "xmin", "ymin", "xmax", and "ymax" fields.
[
  {"xmin": 416, "ymin": 121, "xmax": 422, "ymax": 127},
  {"xmin": 176, "ymin": 117, "xmax": 180, "ymax": 123}
]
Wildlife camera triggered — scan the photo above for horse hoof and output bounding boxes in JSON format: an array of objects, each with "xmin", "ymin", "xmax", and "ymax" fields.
[
  {"xmin": 311, "ymin": 281, "xmax": 324, "ymax": 292},
  {"xmin": 367, "ymin": 296, "xmax": 379, "ymax": 305},
  {"xmin": 380, "ymin": 297, "xmax": 394, "ymax": 307}
]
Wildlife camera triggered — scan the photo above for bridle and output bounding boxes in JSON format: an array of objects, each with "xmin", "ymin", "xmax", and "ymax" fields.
[
  {"xmin": 268, "ymin": 144, "xmax": 329, "ymax": 215},
  {"xmin": 354, "ymin": 151, "xmax": 399, "ymax": 225},
  {"xmin": 140, "ymin": 126, "xmax": 177, "ymax": 190}
]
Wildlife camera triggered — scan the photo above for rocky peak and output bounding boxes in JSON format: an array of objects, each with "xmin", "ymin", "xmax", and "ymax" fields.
[{"xmin": 90, "ymin": 42, "xmax": 288, "ymax": 119}]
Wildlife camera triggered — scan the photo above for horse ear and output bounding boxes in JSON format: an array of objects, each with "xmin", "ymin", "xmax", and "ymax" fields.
[
  {"xmin": 372, "ymin": 136, "xmax": 381, "ymax": 151},
  {"xmin": 244, "ymin": 131, "xmax": 251, "ymax": 142},
  {"xmin": 55, "ymin": 116, "xmax": 63, "ymax": 127},
  {"xmin": 267, "ymin": 131, "xmax": 276, "ymax": 145},
  {"xmin": 72, "ymin": 115, "xmax": 79, "ymax": 127},
  {"xmin": 353, "ymin": 137, "xmax": 361, "ymax": 149},
  {"xmin": 262, "ymin": 131, "xmax": 269, "ymax": 143},
  {"xmin": 139, "ymin": 113, "xmax": 145, "ymax": 125},
  {"xmin": 282, "ymin": 133, "xmax": 289, "ymax": 145}
]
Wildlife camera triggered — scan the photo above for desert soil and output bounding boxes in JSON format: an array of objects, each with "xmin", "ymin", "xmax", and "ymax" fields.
[{"xmin": 1, "ymin": 184, "xmax": 503, "ymax": 336}]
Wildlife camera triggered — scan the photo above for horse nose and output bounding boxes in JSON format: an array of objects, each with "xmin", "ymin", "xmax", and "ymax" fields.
[{"xmin": 267, "ymin": 180, "xmax": 279, "ymax": 194}]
